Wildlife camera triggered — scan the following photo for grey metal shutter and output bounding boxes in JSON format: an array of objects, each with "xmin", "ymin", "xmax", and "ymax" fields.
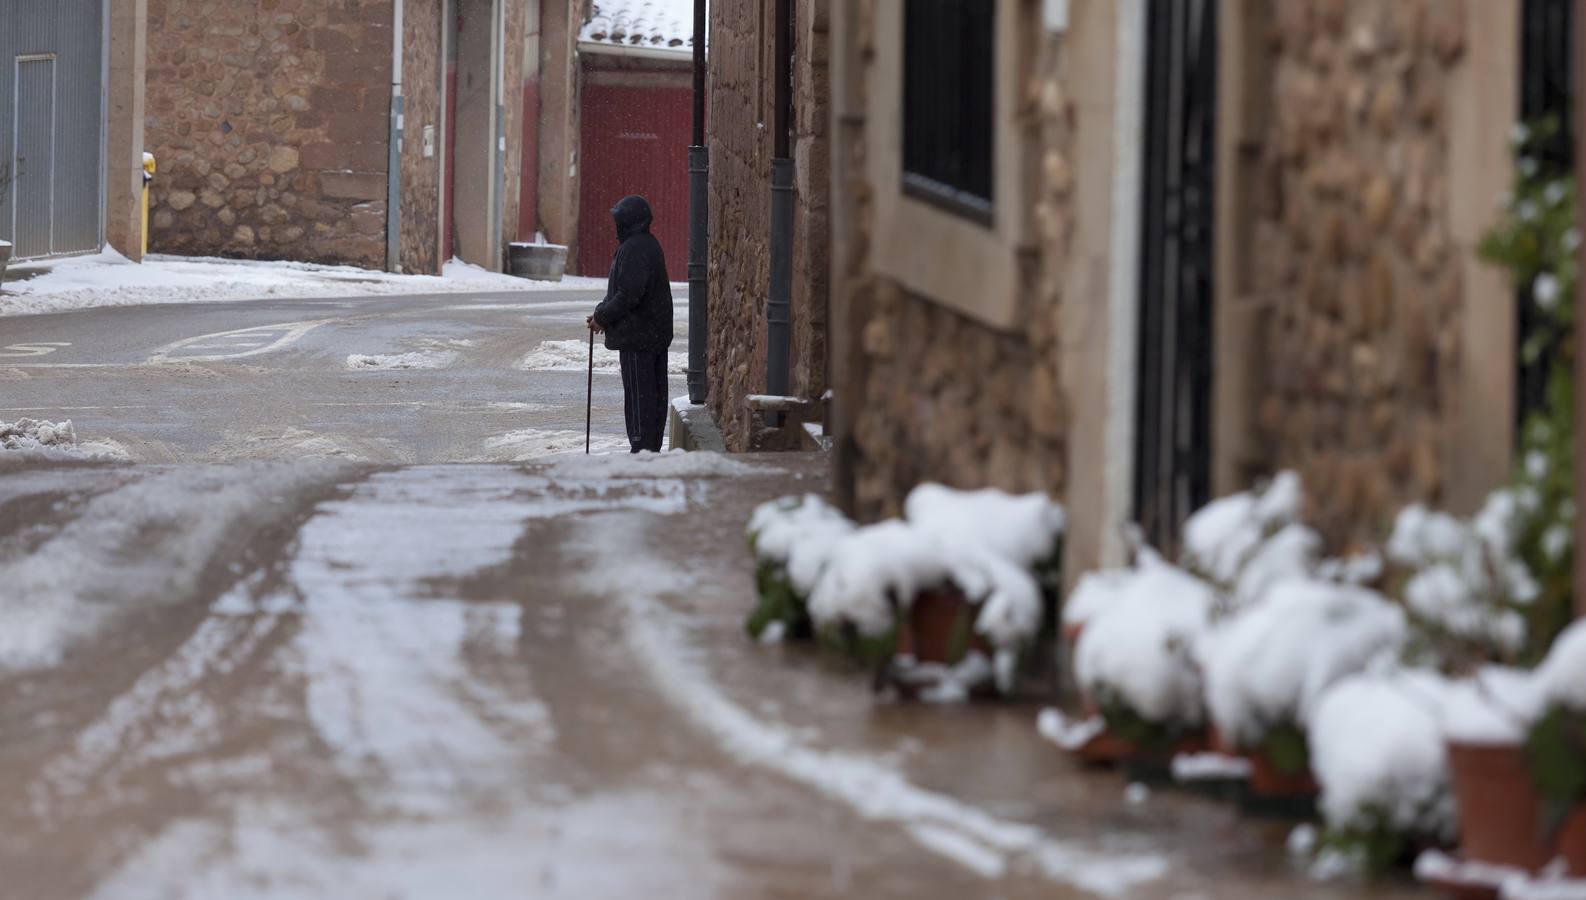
[{"xmin": 0, "ymin": 0, "xmax": 106, "ymax": 260}]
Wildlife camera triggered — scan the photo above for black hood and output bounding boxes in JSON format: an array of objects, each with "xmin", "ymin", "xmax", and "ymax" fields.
[{"xmin": 612, "ymin": 195, "xmax": 653, "ymax": 243}]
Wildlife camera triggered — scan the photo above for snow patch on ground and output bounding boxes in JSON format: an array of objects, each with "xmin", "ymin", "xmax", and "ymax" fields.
[
  {"xmin": 538, "ymin": 449, "xmax": 760, "ymax": 480},
  {"xmin": 1035, "ymin": 709, "xmax": 1107, "ymax": 752},
  {"xmin": 346, "ymin": 350, "xmax": 459, "ymax": 371},
  {"xmin": 516, "ymin": 339, "xmax": 688, "ymax": 375},
  {"xmin": 0, "ymin": 250, "xmax": 605, "ymax": 317},
  {"xmin": 476, "ymin": 429, "xmax": 630, "ymax": 461},
  {"xmin": 0, "ymin": 418, "xmax": 129, "ymax": 462}
]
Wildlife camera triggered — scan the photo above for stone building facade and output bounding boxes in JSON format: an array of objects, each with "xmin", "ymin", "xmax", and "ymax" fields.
[
  {"xmin": 1227, "ymin": 0, "xmax": 1517, "ymax": 547},
  {"xmin": 704, "ymin": 0, "xmax": 831, "ymax": 449},
  {"xmin": 145, "ymin": 0, "xmax": 531, "ymax": 274},
  {"xmin": 816, "ymin": 0, "xmax": 1527, "ymax": 580},
  {"xmin": 828, "ymin": 0, "xmax": 1085, "ymax": 529}
]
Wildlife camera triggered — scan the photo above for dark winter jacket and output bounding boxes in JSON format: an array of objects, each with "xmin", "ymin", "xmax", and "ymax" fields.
[{"xmin": 593, "ymin": 196, "xmax": 674, "ymax": 353}]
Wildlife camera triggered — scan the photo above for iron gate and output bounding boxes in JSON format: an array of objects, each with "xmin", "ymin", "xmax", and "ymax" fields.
[
  {"xmin": 0, "ymin": 0, "xmax": 106, "ymax": 260},
  {"xmin": 1516, "ymin": 0, "xmax": 1574, "ymax": 430},
  {"xmin": 1134, "ymin": 0, "xmax": 1218, "ymax": 554}
]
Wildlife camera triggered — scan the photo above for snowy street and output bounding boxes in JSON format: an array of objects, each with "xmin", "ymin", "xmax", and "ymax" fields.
[
  {"xmin": 0, "ymin": 453, "xmax": 1424, "ymax": 899},
  {"xmin": 0, "ymin": 286, "xmax": 680, "ymax": 462},
  {"xmin": 0, "ymin": 288, "xmax": 1438, "ymax": 898}
]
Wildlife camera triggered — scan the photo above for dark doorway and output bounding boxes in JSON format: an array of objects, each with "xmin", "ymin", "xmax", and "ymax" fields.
[{"xmin": 1134, "ymin": 0, "xmax": 1218, "ymax": 555}]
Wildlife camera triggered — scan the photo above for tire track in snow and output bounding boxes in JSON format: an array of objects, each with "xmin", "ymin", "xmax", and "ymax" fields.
[{"xmin": 576, "ymin": 514, "xmax": 1170, "ymax": 897}]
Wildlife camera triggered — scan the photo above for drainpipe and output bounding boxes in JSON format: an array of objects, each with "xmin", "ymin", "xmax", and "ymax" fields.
[
  {"xmin": 686, "ymin": 0, "xmax": 709, "ymax": 404},
  {"xmin": 765, "ymin": 0, "xmax": 794, "ymax": 425},
  {"xmin": 386, "ymin": 0, "xmax": 405, "ymax": 272},
  {"xmin": 492, "ymin": 0, "xmax": 507, "ymax": 270},
  {"xmin": 1575, "ymin": 0, "xmax": 1586, "ymax": 621}
]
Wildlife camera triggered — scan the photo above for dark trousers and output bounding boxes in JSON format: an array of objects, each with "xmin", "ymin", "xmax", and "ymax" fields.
[{"xmin": 619, "ymin": 349, "xmax": 668, "ymax": 453}]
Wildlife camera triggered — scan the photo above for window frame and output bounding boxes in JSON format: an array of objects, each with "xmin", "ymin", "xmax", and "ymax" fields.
[
  {"xmin": 900, "ymin": 0, "xmax": 997, "ymax": 226},
  {"xmin": 865, "ymin": 0, "xmax": 1031, "ymax": 331}
]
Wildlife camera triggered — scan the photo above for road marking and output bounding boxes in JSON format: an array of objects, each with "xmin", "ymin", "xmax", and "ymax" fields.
[
  {"xmin": 0, "ymin": 405, "xmax": 169, "ymax": 412},
  {"xmin": 149, "ymin": 320, "xmax": 335, "ymax": 363},
  {"xmin": 0, "ymin": 342, "xmax": 72, "ymax": 358},
  {"xmin": 183, "ymin": 342, "xmax": 270, "ymax": 350}
]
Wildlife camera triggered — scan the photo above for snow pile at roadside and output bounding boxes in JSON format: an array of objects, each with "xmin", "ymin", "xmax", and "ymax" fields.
[
  {"xmin": 516, "ymin": 339, "xmax": 688, "ymax": 375},
  {"xmin": 0, "ymin": 418, "xmax": 129, "ymax": 462},
  {"xmin": 347, "ymin": 350, "xmax": 460, "ymax": 371},
  {"xmin": 1201, "ymin": 578, "xmax": 1406, "ymax": 748},
  {"xmin": 0, "ymin": 249, "xmax": 605, "ymax": 317},
  {"xmin": 1307, "ymin": 669, "xmax": 1457, "ymax": 844},
  {"xmin": 1071, "ymin": 560, "xmax": 1217, "ymax": 725}
]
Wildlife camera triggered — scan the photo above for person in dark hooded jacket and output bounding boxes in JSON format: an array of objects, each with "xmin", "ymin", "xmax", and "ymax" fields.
[{"xmin": 588, "ymin": 195, "xmax": 674, "ymax": 453}]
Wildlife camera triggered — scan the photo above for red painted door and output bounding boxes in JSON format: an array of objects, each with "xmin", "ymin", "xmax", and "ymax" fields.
[{"xmin": 576, "ymin": 81, "xmax": 690, "ymax": 277}]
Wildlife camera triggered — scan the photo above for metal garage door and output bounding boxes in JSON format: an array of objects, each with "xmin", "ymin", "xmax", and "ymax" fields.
[{"xmin": 0, "ymin": 0, "xmax": 106, "ymax": 260}]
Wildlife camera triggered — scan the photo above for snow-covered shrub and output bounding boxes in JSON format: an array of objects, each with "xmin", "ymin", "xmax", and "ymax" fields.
[
  {"xmin": 1201, "ymin": 578, "xmax": 1407, "ymax": 770},
  {"xmin": 1307, "ymin": 670, "xmax": 1457, "ymax": 870},
  {"xmin": 745, "ymin": 495, "xmax": 854, "ymax": 640},
  {"xmin": 1526, "ymin": 621, "xmax": 1586, "ymax": 837},
  {"xmin": 1072, "ymin": 560, "xmax": 1217, "ymax": 749},
  {"xmin": 1387, "ymin": 493, "xmax": 1540, "ymax": 670},
  {"xmin": 1180, "ymin": 471, "xmax": 1327, "ymax": 614},
  {"xmin": 904, "ymin": 484, "xmax": 1067, "ymax": 588},
  {"xmin": 1476, "ymin": 118, "xmax": 1577, "ymax": 667},
  {"xmin": 806, "ymin": 524, "xmax": 1044, "ymax": 648}
]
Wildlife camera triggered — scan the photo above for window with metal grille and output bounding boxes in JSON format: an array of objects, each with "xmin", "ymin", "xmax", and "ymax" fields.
[{"xmin": 902, "ymin": 0, "xmax": 995, "ymax": 224}]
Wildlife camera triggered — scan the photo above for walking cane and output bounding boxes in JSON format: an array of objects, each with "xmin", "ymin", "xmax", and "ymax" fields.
[{"xmin": 585, "ymin": 327, "xmax": 595, "ymax": 454}]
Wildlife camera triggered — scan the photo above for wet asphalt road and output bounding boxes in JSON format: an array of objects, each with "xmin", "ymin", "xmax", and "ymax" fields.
[
  {"xmin": 0, "ymin": 289, "xmax": 673, "ymax": 462},
  {"xmin": 0, "ymin": 293, "xmax": 1434, "ymax": 898}
]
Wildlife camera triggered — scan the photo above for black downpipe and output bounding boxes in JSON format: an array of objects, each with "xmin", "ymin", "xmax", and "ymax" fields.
[
  {"xmin": 766, "ymin": 0, "xmax": 794, "ymax": 424},
  {"xmin": 686, "ymin": 0, "xmax": 709, "ymax": 404}
]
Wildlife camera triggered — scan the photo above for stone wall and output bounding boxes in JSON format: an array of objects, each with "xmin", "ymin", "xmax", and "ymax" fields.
[
  {"xmin": 146, "ymin": 0, "xmax": 394, "ymax": 268},
  {"xmin": 399, "ymin": 0, "xmax": 443, "ymax": 274},
  {"xmin": 706, "ymin": 0, "xmax": 829, "ymax": 450},
  {"xmin": 1244, "ymin": 0, "xmax": 1481, "ymax": 546},
  {"xmin": 830, "ymin": 2, "xmax": 1074, "ymax": 521}
]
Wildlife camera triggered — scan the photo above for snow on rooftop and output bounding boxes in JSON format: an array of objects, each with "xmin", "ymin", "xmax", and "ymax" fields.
[{"xmin": 580, "ymin": 0, "xmax": 696, "ymax": 57}]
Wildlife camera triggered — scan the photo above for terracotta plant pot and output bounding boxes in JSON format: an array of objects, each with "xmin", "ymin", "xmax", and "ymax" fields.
[
  {"xmin": 1446, "ymin": 741, "xmax": 1552, "ymax": 873},
  {"xmin": 1246, "ymin": 751, "xmax": 1319, "ymax": 799},
  {"xmin": 1559, "ymin": 803, "xmax": 1586, "ymax": 876},
  {"xmin": 897, "ymin": 588, "xmax": 984, "ymax": 664}
]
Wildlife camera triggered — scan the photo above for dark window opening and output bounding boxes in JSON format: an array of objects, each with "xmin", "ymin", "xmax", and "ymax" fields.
[
  {"xmin": 1517, "ymin": 0, "xmax": 1575, "ymax": 433},
  {"xmin": 902, "ymin": 0, "xmax": 995, "ymax": 224}
]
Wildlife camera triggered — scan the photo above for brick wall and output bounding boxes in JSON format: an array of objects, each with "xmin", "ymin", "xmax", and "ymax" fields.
[
  {"xmin": 146, "ymin": 0, "xmax": 395, "ymax": 268},
  {"xmin": 705, "ymin": 0, "xmax": 829, "ymax": 449}
]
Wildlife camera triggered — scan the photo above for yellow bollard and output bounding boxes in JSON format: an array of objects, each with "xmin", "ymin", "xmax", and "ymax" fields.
[{"xmin": 142, "ymin": 152, "xmax": 156, "ymax": 257}]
